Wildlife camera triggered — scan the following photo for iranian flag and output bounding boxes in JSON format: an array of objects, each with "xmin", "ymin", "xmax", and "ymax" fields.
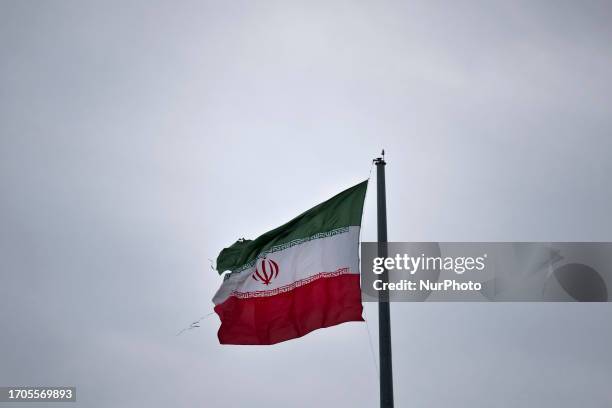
[{"xmin": 213, "ymin": 181, "xmax": 368, "ymax": 345}]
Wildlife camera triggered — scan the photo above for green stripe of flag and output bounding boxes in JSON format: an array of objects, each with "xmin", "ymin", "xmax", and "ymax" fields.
[{"xmin": 216, "ymin": 180, "xmax": 368, "ymax": 275}]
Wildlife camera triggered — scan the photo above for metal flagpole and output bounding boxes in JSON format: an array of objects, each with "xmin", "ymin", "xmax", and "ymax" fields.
[{"xmin": 374, "ymin": 151, "xmax": 394, "ymax": 408}]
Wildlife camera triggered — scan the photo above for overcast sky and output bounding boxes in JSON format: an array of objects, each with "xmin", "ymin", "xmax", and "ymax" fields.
[{"xmin": 1, "ymin": 1, "xmax": 611, "ymax": 407}]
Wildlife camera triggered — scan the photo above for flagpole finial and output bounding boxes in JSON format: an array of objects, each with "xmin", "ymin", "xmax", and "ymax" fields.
[{"xmin": 373, "ymin": 149, "xmax": 386, "ymax": 165}]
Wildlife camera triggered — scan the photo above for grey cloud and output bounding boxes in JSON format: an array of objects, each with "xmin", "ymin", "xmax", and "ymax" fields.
[{"xmin": 1, "ymin": 1, "xmax": 611, "ymax": 407}]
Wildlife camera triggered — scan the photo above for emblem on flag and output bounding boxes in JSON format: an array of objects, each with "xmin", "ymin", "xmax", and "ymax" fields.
[{"xmin": 252, "ymin": 258, "xmax": 279, "ymax": 285}]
